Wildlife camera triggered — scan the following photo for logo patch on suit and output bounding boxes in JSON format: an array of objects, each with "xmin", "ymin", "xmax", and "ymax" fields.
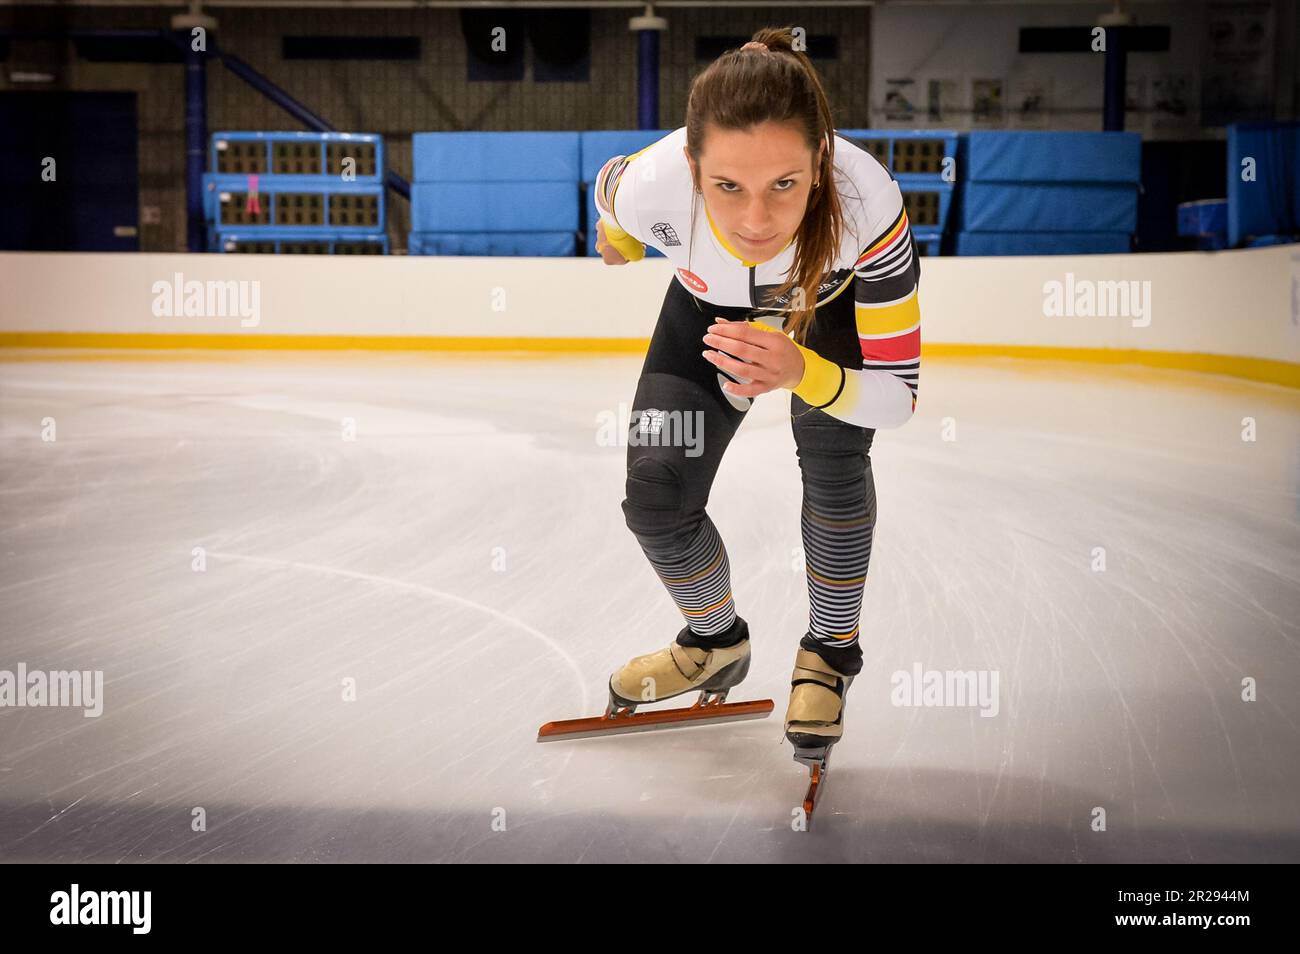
[
  {"xmin": 651, "ymin": 222, "xmax": 681, "ymax": 246},
  {"xmin": 758, "ymin": 270, "xmax": 850, "ymax": 308},
  {"xmin": 677, "ymin": 268, "xmax": 708, "ymax": 293}
]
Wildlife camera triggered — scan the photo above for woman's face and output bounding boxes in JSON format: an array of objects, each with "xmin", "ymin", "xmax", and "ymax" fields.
[{"xmin": 685, "ymin": 120, "xmax": 824, "ymax": 262}]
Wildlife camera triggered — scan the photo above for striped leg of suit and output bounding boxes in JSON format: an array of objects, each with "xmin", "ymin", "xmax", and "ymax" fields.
[
  {"xmin": 801, "ymin": 465, "xmax": 874, "ymax": 648},
  {"xmin": 621, "ymin": 362, "xmax": 750, "ymax": 642},
  {"xmin": 790, "ymin": 393, "xmax": 876, "ymax": 676},
  {"xmin": 633, "ymin": 514, "xmax": 738, "ymax": 637}
]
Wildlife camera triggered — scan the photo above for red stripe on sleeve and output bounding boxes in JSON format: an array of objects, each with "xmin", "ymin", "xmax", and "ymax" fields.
[{"xmin": 860, "ymin": 326, "xmax": 920, "ymax": 363}]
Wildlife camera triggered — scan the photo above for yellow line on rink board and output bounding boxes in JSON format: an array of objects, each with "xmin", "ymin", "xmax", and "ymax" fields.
[
  {"xmin": 0, "ymin": 332, "xmax": 649, "ymax": 354},
  {"xmin": 0, "ymin": 333, "xmax": 1296, "ymax": 388},
  {"xmin": 920, "ymin": 344, "xmax": 1300, "ymax": 388}
]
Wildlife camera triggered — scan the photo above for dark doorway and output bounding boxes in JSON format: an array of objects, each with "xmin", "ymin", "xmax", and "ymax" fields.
[{"xmin": 0, "ymin": 90, "xmax": 139, "ymax": 251}]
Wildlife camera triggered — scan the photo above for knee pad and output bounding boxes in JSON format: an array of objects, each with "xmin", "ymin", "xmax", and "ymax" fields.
[{"xmin": 622, "ymin": 455, "xmax": 684, "ymax": 538}]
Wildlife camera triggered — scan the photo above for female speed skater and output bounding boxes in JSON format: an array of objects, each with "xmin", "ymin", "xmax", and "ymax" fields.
[{"xmin": 591, "ymin": 27, "xmax": 921, "ymax": 799}]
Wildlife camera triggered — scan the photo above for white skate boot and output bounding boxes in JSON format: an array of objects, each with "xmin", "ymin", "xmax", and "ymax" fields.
[
  {"xmin": 607, "ymin": 618, "xmax": 752, "ymax": 715},
  {"xmin": 785, "ymin": 647, "xmax": 855, "ymax": 823},
  {"xmin": 537, "ymin": 616, "xmax": 773, "ymax": 741}
]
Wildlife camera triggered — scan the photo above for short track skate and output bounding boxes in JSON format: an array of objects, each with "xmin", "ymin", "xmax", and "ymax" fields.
[
  {"xmin": 785, "ymin": 648, "xmax": 855, "ymax": 827},
  {"xmin": 538, "ymin": 634, "xmax": 773, "ymax": 741}
]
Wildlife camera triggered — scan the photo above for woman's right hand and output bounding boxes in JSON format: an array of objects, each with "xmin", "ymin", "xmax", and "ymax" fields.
[{"xmin": 595, "ymin": 219, "xmax": 630, "ymax": 265}]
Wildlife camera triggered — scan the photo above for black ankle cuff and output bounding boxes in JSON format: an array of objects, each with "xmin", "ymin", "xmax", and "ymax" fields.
[
  {"xmin": 800, "ymin": 634, "xmax": 863, "ymax": 676},
  {"xmin": 677, "ymin": 616, "xmax": 749, "ymax": 649}
]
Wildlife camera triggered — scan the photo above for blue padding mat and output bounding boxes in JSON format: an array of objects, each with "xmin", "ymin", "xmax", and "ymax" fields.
[
  {"xmin": 1226, "ymin": 122, "xmax": 1299, "ymax": 247},
  {"xmin": 412, "ymin": 131, "xmax": 580, "ymax": 183},
  {"xmin": 1244, "ymin": 234, "xmax": 1298, "ymax": 248},
  {"xmin": 1177, "ymin": 199, "xmax": 1227, "ymax": 236},
  {"xmin": 408, "ymin": 231, "xmax": 575, "ymax": 256},
  {"xmin": 965, "ymin": 131, "xmax": 1141, "ymax": 183},
  {"xmin": 955, "ymin": 231, "xmax": 1131, "ymax": 256},
  {"xmin": 580, "ymin": 130, "xmax": 669, "ymax": 182},
  {"xmin": 411, "ymin": 182, "xmax": 577, "ymax": 231},
  {"xmin": 960, "ymin": 182, "xmax": 1137, "ymax": 232}
]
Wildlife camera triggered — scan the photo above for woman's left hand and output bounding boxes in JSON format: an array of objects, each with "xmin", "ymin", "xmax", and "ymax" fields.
[{"xmin": 702, "ymin": 318, "xmax": 805, "ymax": 398}]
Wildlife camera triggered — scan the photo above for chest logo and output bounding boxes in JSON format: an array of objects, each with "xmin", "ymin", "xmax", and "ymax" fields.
[
  {"xmin": 651, "ymin": 222, "xmax": 681, "ymax": 246},
  {"xmin": 676, "ymin": 268, "xmax": 708, "ymax": 293},
  {"xmin": 760, "ymin": 271, "xmax": 849, "ymax": 308}
]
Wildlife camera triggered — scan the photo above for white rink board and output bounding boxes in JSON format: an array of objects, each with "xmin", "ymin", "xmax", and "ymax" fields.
[{"xmin": 1, "ymin": 246, "xmax": 1297, "ymax": 363}]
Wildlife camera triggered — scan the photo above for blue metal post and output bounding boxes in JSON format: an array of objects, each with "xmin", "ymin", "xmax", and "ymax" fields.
[
  {"xmin": 1103, "ymin": 27, "xmax": 1127, "ymax": 132},
  {"xmin": 636, "ymin": 28, "xmax": 659, "ymax": 131},
  {"xmin": 217, "ymin": 49, "xmax": 337, "ymax": 133},
  {"xmin": 183, "ymin": 34, "xmax": 208, "ymax": 252},
  {"xmin": 215, "ymin": 46, "xmax": 409, "ymax": 201}
]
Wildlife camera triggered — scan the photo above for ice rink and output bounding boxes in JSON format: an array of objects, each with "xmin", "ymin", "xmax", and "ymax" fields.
[{"xmin": 1, "ymin": 348, "xmax": 1298, "ymax": 863}]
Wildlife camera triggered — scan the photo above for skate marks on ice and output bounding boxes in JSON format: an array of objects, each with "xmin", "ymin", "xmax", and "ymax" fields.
[
  {"xmin": 4, "ymin": 764, "xmax": 1296, "ymax": 862},
  {"xmin": 206, "ymin": 548, "xmax": 591, "ymax": 715},
  {"xmin": 2, "ymin": 354, "xmax": 1299, "ymax": 861}
]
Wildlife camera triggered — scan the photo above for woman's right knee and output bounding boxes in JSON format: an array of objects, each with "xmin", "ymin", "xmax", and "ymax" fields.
[{"xmin": 622, "ymin": 455, "xmax": 687, "ymax": 538}]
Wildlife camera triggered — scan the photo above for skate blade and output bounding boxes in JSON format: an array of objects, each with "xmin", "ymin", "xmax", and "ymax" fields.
[
  {"xmin": 801, "ymin": 759, "xmax": 827, "ymax": 823},
  {"xmin": 537, "ymin": 698, "xmax": 774, "ymax": 742}
]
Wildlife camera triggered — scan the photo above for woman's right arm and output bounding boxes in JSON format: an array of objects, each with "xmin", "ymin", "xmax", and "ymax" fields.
[
  {"xmin": 593, "ymin": 154, "xmax": 647, "ymax": 265},
  {"xmin": 595, "ymin": 219, "xmax": 631, "ymax": 265}
]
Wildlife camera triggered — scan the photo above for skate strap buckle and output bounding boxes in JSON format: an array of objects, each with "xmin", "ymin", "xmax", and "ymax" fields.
[{"xmin": 669, "ymin": 642, "xmax": 711, "ymax": 679}]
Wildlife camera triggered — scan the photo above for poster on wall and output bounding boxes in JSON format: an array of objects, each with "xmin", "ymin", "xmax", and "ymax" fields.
[
  {"xmin": 1151, "ymin": 73, "xmax": 1197, "ymax": 135},
  {"xmin": 926, "ymin": 79, "xmax": 958, "ymax": 125},
  {"xmin": 1202, "ymin": 0, "xmax": 1275, "ymax": 124},
  {"xmin": 1125, "ymin": 76, "xmax": 1147, "ymax": 114},
  {"xmin": 884, "ymin": 78, "xmax": 917, "ymax": 124},
  {"xmin": 971, "ymin": 78, "xmax": 1004, "ymax": 128},
  {"xmin": 1126, "ymin": 75, "xmax": 1149, "ymax": 135},
  {"xmin": 1010, "ymin": 77, "xmax": 1051, "ymax": 129}
]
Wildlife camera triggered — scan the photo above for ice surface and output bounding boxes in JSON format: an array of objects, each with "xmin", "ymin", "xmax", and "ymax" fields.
[{"xmin": 1, "ymin": 349, "xmax": 1297, "ymax": 862}]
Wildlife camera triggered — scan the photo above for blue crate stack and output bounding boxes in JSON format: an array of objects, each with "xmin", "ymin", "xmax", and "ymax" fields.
[
  {"xmin": 953, "ymin": 131, "xmax": 1140, "ymax": 255},
  {"xmin": 408, "ymin": 132, "xmax": 581, "ymax": 255},
  {"xmin": 838, "ymin": 129, "xmax": 959, "ymax": 256},
  {"xmin": 204, "ymin": 131, "xmax": 389, "ymax": 254}
]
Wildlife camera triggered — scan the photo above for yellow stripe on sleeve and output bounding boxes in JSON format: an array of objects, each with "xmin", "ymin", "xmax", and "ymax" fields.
[{"xmin": 855, "ymin": 289, "xmax": 920, "ymax": 336}]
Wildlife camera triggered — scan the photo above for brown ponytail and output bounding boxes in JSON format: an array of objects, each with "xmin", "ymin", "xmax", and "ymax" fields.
[{"xmin": 684, "ymin": 25, "xmax": 846, "ymax": 345}]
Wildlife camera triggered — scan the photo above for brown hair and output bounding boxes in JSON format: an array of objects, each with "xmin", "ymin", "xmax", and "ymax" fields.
[{"xmin": 684, "ymin": 25, "xmax": 846, "ymax": 345}]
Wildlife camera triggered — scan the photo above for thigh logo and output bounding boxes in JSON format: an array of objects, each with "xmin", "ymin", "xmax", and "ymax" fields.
[{"xmin": 594, "ymin": 404, "xmax": 705, "ymax": 457}]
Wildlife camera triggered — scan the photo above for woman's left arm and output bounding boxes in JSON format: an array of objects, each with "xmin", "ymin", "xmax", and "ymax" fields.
[{"xmin": 702, "ymin": 205, "xmax": 922, "ymax": 430}]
